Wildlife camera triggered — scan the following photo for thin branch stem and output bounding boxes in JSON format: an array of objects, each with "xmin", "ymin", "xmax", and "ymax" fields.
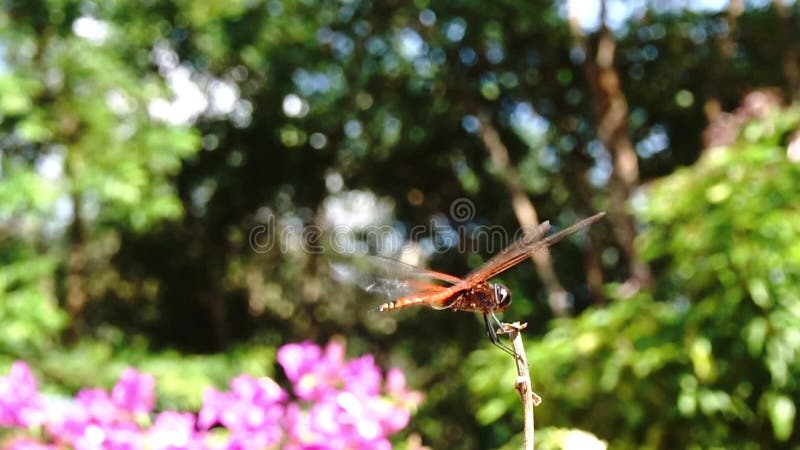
[{"xmin": 500, "ymin": 322, "xmax": 540, "ymax": 450}]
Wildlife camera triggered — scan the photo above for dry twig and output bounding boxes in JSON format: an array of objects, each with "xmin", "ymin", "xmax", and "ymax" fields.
[{"xmin": 499, "ymin": 321, "xmax": 540, "ymax": 450}]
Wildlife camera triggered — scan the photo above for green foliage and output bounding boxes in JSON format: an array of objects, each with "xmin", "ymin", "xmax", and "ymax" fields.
[
  {"xmin": 468, "ymin": 108, "xmax": 800, "ymax": 448},
  {"xmin": 0, "ymin": 0, "xmax": 200, "ymax": 360},
  {"xmin": 639, "ymin": 107, "xmax": 800, "ymax": 446},
  {"xmin": 2, "ymin": 1, "xmax": 800, "ymax": 449},
  {"xmin": 0, "ymin": 245, "xmax": 66, "ymax": 356}
]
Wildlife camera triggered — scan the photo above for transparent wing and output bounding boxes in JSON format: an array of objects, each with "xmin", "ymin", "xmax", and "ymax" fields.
[
  {"xmin": 466, "ymin": 212, "xmax": 606, "ymax": 282},
  {"xmin": 465, "ymin": 221, "xmax": 551, "ymax": 282},
  {"xmin": 330, "ymin": 256, "xmax": 463, "ymax": 300},
  {"xmin": 366, "ymin": 256, "xmax": 463, "ymax": 284}
]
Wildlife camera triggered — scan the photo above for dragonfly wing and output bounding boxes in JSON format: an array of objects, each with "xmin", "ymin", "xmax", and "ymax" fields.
[
  {"xmin": 466, "ymin": 212, "xmax": 605, "ymax": 282},
  {"xmin": 330, "ymin": 262, "xmax": 415, "ymax": 299},
  {"xmin": 330, "ymin": 256, "xmax": 464, "ymax": 301},
  {"xmin": 464, "ymin": 221, "xmax": 551, "ymax": 282},
  {"xmin": 366, "ymin": 256, "xmax": 464, "ymax": 284}
]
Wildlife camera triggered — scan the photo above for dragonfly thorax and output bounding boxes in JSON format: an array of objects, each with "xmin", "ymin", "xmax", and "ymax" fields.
[{"xmin": 446, "ymin": 282, "xmax": 512, "ymax": 314}]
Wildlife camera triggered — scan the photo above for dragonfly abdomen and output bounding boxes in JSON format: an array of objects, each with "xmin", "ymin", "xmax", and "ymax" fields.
[{"xmin": 377, "ymin": 289, "xmax": 459, "ymax": 311}]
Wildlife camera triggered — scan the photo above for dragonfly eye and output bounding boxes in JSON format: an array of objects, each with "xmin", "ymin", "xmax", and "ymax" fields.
[{"xmin": 495, "ymin": 284, "xmax": 512, "ymax": 309}]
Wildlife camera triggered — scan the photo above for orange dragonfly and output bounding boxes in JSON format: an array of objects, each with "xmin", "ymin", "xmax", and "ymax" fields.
[{"xmin": 333, "ymin": 212, "xmax": 605, "ymax": 354}]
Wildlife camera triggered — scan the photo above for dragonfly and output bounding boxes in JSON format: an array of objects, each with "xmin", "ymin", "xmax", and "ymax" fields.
[{"xmin": 332, "ymin": 212, "xmax": 605, "ymax": 355}]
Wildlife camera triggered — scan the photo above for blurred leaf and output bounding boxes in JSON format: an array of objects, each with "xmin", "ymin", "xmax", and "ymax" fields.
[{"xmin": 767, "ymin": 394, "xmax": 796, "ymax": 442}]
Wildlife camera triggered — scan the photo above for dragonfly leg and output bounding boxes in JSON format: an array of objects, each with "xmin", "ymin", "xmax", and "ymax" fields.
[
  {"xmin": 490, "ymin": 311, "xmax": 506, "ymax": 331},
  {"xmin": 483, "ymin": 313, "xmax": 515, "ymax": 357}
]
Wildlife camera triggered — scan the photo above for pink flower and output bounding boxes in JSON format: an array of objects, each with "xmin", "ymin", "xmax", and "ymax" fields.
[
  {"xmin": 112, "ymin": 368, "xmax": 156, "ymax": 416},
  {"xmin": 279, "ymin": 340, "xmax": 383, "ymax": 403},
  {"xmin": 148, "ymin": 411, "xmax": 203, "ymax": 450},
  {"xmin": 46, "ymin": 369, "xmax": 158, "ymax": 449},
  {"xmin": 4, "ymin": 437, "xmax": 57, "ymax": 450},
  {"xmin": 102, "ymin": 422, "xmax": 144, "ymax": 450},
  {"xmin": 278, "ymin": 341, "xmax": 424, "ymax": 449},
  {"xmin": 0, "ymin": 362, "xmax": 45, "ymax": 427},
  {"xmin": 0, "ymin": 340, "xmax": 423, "ymax": 450},
  {"xmin": 198, "ymin": 375, "xmax": 286, "ymax": 449},
  {"xmin": 230, "ymin": 374, "xmax": 287, "ymax": 406},
  {"xmin": 386, "ymin": 368, "xmax": 424, "ymax": 409},
  {"xmin": 277, "ymin": 342, "xmax": 322, "ymax": 384},
  {"xmin": 51, "ymin": 389, "xmax": 145, "ymax": 450},
  {"xmin": 342, "ymin": 355, "xmax": 382, "ymax": 397},
  {"xmin": 76, "ymin": 388, "xmax": 119, "ymax": 424},
  {"xmin": 44, "ymin": 397, "xmax": 91, "ymax": 444},
  {"xmin": 197, "ymin": 387, "xmax": 231, "ymax": 430}
]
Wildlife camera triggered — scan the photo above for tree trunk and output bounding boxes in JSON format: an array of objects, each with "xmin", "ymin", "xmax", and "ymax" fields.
[
  {"xmin": 569, "ymin": 0, "xmax": 652, "ymax": 293},
  {"xmin": 571, "ymin": 160, "xmax": 607, "ymax": 303},
  {"xmin": 65, "ymin": 190, "xmax": 87, "ymax": 340},
  {"xmin": 774, "ymin": 0, "xmax": 800, "ymax": 98}
]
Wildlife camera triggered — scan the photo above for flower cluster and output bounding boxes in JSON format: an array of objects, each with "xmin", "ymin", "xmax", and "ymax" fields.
[
  {"xmin": 0, "ymin": 341, "xmax": 422, "ymax": 450},
  {"xmin": 277, "ymin": 341, "xmax": 423, "ymax": 449}
]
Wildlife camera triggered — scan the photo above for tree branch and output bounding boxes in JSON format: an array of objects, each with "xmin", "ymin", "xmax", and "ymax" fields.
[
  {"xmin": 500, "ymin": 322, "xmax": 541, "ymax": 450},
  {"xmin": 478, "ymin": 115, "xmax": 571, "ymax": 316},
  {"xmin": 568, "ymin": 0, "xmax": 653, "ymax": 292}
]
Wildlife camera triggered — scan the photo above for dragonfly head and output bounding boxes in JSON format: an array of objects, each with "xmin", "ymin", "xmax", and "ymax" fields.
[{"xmin": 493, "ymin": 284, "xmax": 512, "ymax": 311}]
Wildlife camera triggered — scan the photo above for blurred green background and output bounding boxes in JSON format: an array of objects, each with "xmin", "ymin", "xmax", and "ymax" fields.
[{"xmin": 1, "ymin": 0, "xmax": 799, "ymax": 448}]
